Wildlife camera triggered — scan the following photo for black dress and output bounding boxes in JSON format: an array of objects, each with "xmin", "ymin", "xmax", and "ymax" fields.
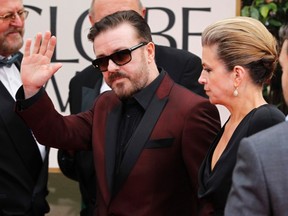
[{"xmin": 198, "ymin": 104, "xmax": 285, "ymax": 216}]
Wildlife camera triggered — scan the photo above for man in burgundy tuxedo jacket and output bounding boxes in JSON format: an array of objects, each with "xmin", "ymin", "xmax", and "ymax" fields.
[
  {"xmin": 58, "ymin": 1, "xmax": 206, "ymax": 214},
  {"xmin": 16, "ymin": 10, "xmax": 220, "ymax": 216}
]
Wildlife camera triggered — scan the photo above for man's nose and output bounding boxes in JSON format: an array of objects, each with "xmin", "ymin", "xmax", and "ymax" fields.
[
  {"xmin": 107, "ymin": 59, "xmax": 120, "ymax": 72},
  {"xmin": 10, "ymin": 14, "xmax": 24, "ymax": 27}
]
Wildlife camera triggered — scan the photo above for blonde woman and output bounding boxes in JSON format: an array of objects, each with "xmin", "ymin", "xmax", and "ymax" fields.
[{"xmin": 198, "ymin": 16, "xmax": 285, "ymax": 216}]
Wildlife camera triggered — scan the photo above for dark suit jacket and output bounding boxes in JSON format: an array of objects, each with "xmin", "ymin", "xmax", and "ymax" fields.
[
  {"xmin": 225, "ymin": 121, "xmax": 288, "ymax": 216},
  {"xmin": 58, "ymin": 44, "xmax": 206, "ymax": 215},
  {"xmin": 154, "ymin": 45, "xmax": 205, "ymax": 97},
  {"xmin": 0, "ymin": 53, "xmax": 49, "ymax": 215},
  {"xmin": 17, "ymin": 72, "xmax": 220, "ymax": 216}
]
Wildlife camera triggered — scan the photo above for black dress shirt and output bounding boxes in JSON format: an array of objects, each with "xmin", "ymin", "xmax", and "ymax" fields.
[{"xmin": 115, "ymin": 69, "xmax": 165, "ymax": 174}]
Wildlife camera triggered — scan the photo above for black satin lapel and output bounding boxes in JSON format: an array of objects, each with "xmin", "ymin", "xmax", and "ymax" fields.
[
  {"xmin": 113, "ymin": 94, "xmax": 168, "ymax": 196},
  {"xmin": 105, "ymin": 104, "xmax": 123, "ymax": 194},
  {"xmin": 0, "ymin": 82, "xmax": 42, "ymax": 180}
]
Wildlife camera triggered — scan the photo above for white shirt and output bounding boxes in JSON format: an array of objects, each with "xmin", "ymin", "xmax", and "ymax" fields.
[
  {"xmin": 0, "ymin": 61, "xmax": 22, "ymax": 100},
  {"xmin": 0, "ymin": 57, "xmax": 46, "ymax": 160},
  {"xmin": 100, "ymin": 77, "xmax": 111, "ymax": 93}
]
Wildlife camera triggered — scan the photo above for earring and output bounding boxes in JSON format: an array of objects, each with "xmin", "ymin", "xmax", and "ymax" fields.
[{"xmin": 233, "ymin": 88, "xmax": 238, "ymax": 97}]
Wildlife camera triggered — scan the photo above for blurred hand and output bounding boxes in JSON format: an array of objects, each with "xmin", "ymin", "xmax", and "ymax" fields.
[{"xmin": 21, "ymin": 31, "xmax": 62, "ymax": 98}]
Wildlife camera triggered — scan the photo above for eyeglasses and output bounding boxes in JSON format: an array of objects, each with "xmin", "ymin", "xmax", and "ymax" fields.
[
  {"xmin": 92, "ymin": 42, "xmax": 148, "ymax": 72},
  {"xmin": 0, "ymin": 10, "xmax": 29, "ymax": 22}
]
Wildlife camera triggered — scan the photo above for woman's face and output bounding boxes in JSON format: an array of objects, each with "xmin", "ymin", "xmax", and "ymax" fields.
[
  {"xmin": 198, "ymin": 44, "xmax": 234, "ymax": 105},
  {"xmin": 279, "ymin": 40, "xmax": 288, "ymax": 105}
]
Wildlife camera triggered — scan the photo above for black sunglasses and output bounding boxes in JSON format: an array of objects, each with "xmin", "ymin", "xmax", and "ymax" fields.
[{"xmin": 92, "ymin": 42, "xmax": 148, "ymax": 72}]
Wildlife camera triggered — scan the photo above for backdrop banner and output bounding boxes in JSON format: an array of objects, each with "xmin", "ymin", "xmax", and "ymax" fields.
[{"xmin": 23, "ymin": 0, "xmax": 237, "ymax": 168}]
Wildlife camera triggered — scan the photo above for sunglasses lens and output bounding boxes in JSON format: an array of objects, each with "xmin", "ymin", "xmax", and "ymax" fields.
[
  {"xmin": 111, "ymin": 49, "xmax": 131, "ymax": 66},
  {"xmin": 92, "ymin": 57, "xmax": 109, "ymax": 72},
  {"xmin": 92, "ymin": 48, "xmax": 133, "ymax": 72}
]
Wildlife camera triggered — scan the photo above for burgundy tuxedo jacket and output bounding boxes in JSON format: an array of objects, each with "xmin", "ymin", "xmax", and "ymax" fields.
[{"xmin": 16, "ymin": 72, "xmax": 220, "ymax": 216}]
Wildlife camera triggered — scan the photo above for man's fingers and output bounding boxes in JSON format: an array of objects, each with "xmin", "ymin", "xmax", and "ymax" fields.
[
  {"xmin": 51, "ymin": 63, "xmax": 63, "ymax": 75},
  {"xmin": 24, "ymin": 31, "xmax": 56, "ymax": 60},
  {"xmin": 32, "ymin": 32, "xmax": 43, "ymax": 54},
  {"xmin": 45, "ymin": 35, "xmax": 57, "ymax": 60},
  {"xmin": 24, "ymin": 38, "xmax": 32, "ymax": 57},
  {"xmin": 39, "ymin": 31, "xmax": 51, "ymax": 55}
]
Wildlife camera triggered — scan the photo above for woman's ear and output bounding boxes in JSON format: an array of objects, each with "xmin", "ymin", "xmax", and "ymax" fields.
[{"xmin": 233, "ymin": 65, "xmax": 245, "ymax": 87}]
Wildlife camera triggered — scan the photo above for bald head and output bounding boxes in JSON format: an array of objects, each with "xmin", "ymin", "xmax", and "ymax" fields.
[{"xmin": 89, "ymin": 0, "xmax": 145, "ymax": 24}]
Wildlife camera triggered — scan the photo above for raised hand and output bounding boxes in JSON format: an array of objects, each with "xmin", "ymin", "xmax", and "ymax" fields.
[{"xmin": 21, "ymin": 31, "xmax": 62, "ymax": 98}]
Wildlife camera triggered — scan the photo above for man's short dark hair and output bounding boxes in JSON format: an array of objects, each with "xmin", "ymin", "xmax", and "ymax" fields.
[{"xmin": 87, "ymin": 10, "xmax": 152, "ymax": 43}]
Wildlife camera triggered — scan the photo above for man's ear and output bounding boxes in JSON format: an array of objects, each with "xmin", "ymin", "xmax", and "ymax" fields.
[
  {"xmin": 141, "ymin": 7, "xmax": 147, "ymax": 18},
  {"xmin": 147, "ymin": 42, "xmax": 155, "ymax": 63},
  {"xmin": 89, "ymin": 15, "xmax": 95, "ymax": 26}
]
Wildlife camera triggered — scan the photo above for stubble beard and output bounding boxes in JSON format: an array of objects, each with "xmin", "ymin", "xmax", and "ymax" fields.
[
  {"xmin": 112, "ymin": 67, "xmax": 148, "ymax": 100},
  {"xmin": 112, "ymin": 79, "xmax": 142, "ymax": 100}
]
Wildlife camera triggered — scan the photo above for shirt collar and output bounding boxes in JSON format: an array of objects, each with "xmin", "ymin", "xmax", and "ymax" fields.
[
  {"xmin": 0, "ymin": 55, "xmax": 8, "ymax": 60},
  {"xmin": 132, "ymin": 68, "xmax": 165, "ymax": 110}
]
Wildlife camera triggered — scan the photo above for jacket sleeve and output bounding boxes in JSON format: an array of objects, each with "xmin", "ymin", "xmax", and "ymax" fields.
[
  {"xmin": 182, "ymin": 99, "xmax": 221, "ymax": 214},
  {"xmin": 15, "ymin": 87, "xmax": 92, "ymax": 151},
  {"xmin": 224, "ymin": 137, "xmax": 269, "ymax": 216}
]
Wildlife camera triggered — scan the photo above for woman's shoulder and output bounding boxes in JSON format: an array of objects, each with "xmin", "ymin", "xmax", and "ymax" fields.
[
  {"xmin": 253, "ymin": 104, "xmax": 285, "ymax": 119},
  {"xmin": 247, "ymin": 104, "xmax": 285, "ymax": 135}
]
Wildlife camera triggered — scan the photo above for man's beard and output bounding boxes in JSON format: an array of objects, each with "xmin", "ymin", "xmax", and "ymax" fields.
[
  {"xmin": 0, "ymin": 29, "xmax": 24, "ymax": 56},
  {"xmin": 109, "ymin": 67, "xmax": 147, "ymax": 100}
]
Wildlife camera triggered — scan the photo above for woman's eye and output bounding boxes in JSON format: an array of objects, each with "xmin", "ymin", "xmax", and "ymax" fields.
[{"xmin": 203, "ymin": 68, "xmax": 211, "ymax": 73}]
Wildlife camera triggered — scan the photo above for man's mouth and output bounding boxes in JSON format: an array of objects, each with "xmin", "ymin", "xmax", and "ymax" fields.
[{"xmin": 109, "ymin": 73, "xmax": 127, "ymax": 83}]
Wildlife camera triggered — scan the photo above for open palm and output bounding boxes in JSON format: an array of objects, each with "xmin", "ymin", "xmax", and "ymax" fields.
[{"xmin": 21, "ymin": 31, "xmax": 62, "ymax": 98}]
